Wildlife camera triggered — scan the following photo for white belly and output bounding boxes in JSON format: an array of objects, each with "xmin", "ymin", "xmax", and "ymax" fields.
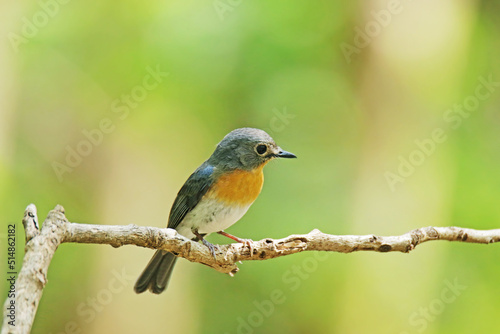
[{"xmin": 175, "ymin": 198, "xmax": 251, "ymax": 240}]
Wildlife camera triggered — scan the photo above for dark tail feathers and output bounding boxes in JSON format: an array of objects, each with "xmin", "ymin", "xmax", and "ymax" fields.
[{"xmin": 134, "ymin": 250, "xmax": 177, "ymax": 294}]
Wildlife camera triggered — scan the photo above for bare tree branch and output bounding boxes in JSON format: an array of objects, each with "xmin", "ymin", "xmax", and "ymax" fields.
[{"xmin": 2, "ymin": 204, "xmax": 500, "ymax": 333}]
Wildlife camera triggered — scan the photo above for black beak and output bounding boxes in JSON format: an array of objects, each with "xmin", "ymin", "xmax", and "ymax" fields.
[{"xmin": 276, "ymin": 149, "xmax": 297, "ymax": 159}]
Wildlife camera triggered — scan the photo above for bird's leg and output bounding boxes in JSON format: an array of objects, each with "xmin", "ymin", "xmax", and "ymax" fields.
[
  {"xmin": 217, "ymin": 230, "xmax": 248, "ymax": 243},
  {"xmin": 192, "ymin": 228, "xmax": 217, "ymax": 260},
  {"xmin": 218, "ymin": 231, "xmax": 255, "ymax": 256}
]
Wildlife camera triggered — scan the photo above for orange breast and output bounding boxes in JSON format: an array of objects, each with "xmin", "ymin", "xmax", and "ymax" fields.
[{"xmin": 207, "ymin": 164, "xmax": 266, "ymax": 206}]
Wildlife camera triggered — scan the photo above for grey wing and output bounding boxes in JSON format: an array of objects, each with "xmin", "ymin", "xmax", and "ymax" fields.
[{"xmin": 167, "ymin": 163, "xmax": 216, "ymax": 230}]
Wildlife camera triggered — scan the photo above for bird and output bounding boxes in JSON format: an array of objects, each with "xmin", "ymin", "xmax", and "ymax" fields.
[{"xmin": 134, "ymin": 127, "xmax": 296, "ymax": 294}]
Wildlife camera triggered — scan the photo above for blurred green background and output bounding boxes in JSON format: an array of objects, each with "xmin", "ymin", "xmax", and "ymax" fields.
[{"xmin": 2, "ymin": 0, "xmax": 500, "ymax": 333}]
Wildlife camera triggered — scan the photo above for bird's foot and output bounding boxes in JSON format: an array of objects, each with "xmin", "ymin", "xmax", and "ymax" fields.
[
  {"xmin": 218, "ymin": 231, "xmax": 255, "ymax": 257},
  {"xmin": 193, "ymin": 228, "xmax": 218, "ymax": 260},
  {"xmin": 202, "ymin": 238, "xmax": 218, "ymax": 260}
]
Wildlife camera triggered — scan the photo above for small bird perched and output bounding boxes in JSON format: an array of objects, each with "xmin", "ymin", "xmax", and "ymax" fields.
[{"xmin": 134, "ymin": 127, "xmax": 296, "ymax": 294}]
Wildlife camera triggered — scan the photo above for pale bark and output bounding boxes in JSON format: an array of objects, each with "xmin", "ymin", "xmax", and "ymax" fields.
[{"xmin": 2, "ymin": 204, "xmax": 500, "ymax": 333}]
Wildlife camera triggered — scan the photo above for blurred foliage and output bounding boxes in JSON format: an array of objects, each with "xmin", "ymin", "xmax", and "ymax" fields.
[{"xmin": 1, "ymin": 0, "xmax": 500, "ymax": 333}]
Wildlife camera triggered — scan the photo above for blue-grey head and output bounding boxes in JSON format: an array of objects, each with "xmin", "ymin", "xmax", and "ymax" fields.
[{"xmin": 208, "ymin": 128, "xmax": 296, "ymax": 171}]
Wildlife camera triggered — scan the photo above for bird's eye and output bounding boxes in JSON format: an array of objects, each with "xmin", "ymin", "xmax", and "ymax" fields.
[{"xmin": 255, "ymin": 144, "xmax": 268, "ymax": 155}]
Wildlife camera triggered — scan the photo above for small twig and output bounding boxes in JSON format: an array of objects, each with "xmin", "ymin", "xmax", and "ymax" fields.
[{"xmin": 22, "ymin": 204, "xmax": 39, "ymax": 243}]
